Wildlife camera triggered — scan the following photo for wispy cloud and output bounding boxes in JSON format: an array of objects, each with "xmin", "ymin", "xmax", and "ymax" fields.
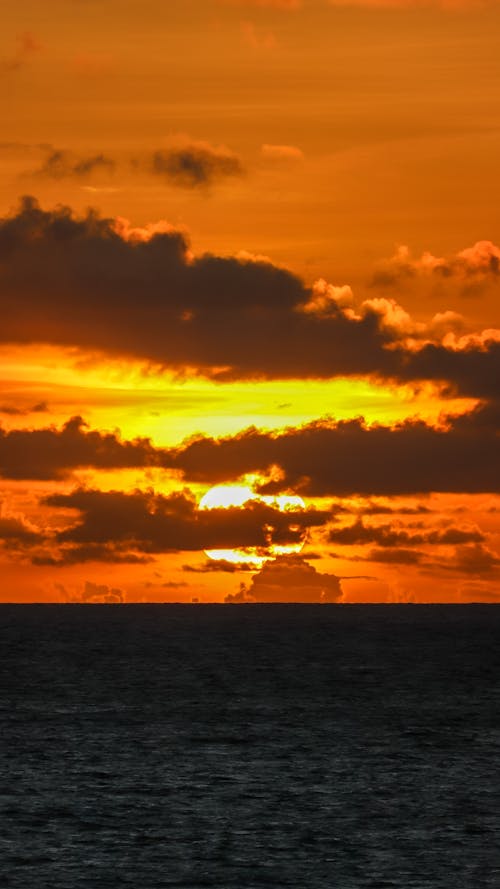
[{"xmin": 1, "ymin": 31, "xmax": 42, "ymax": 73}]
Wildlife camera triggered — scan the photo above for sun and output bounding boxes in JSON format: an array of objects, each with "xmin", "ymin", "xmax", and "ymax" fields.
[{"xmin": 199, "ymin": 483, "xmax": 306, "ymax": 566}]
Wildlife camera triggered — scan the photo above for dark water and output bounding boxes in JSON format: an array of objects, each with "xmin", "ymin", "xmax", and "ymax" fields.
[{"xmin": 1, "ymin": 605, "xmax": 500, "ymax": 888}]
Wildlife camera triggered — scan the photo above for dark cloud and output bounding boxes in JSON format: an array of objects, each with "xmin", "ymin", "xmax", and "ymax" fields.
[
  {"xmin": 32, "ymin": 150, "xmax": 115, "ymax": 180},
  {"xmin": 42, "ymin": 487, "xmax": 330, "ymax": 557},
  {"xmin": 355, "ymin": 502, "xmax": 432, "ymax": 516},
  {"xmin": 453, "ymin": 543, "xmax": 500, "ymax": 577},
  {"xmin": 0, "ymin": 401, "xmax": 48, "ymax": 417},
  {"xmin": 183, "ymin": 559, "xmax": 257, "ymax": 572},
  {"xmin": 167, "ymin": 403, "xmax": 500, "ymax": 496},
  {"xmin": 0, "ymin": 197, "xmax": 498, "ymax": 396},
  {"xmin": 149, "ymin": 142, "xmax": 244, "ymax": 188},
  {"xmin": 328, "ymin": 519, "xmax": 484, "ymax": 547},
  {"xmin": 458, "ymin": 580, "xmax": 500, "ymax": 602},
  {"xmin": 225, "ymin": 554, "xmax": 343, "ymax": 603},
  {"xmin": 364, "ymin": 548, "xmax": 424, "ymax": 565},
  {"xmin": 422, "ymin": 542, "xmax": 500, "ymax": 579},
  {"xmin": 33, "ymin": 543, "xmax": 151, "ymax": 567},
  {"xmin": 0, "ymin": 415, "xmax": 158, "ymax": 480},
  {"xmin": 0, "ymin": 515, "xmax": 41, "ymax": 546},
  {"xmin": 64, "ymin": 581, "xmax": 124, "ymax": 604},
  {"xmin": 1, "ymin": 399, "xmax": 498, "ymax": 497}
]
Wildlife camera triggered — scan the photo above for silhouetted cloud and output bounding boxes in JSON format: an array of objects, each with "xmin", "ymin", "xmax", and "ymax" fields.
[
  {"xmin": 0, "ymin": 515, "xmax": 41, "ymax": 546},
  {"xmin": 33, "ymin": 543, "xmax": 151, "ymax": 567},
  {"xmin": 453, "ymin": 543, "xmax": 500, "ymax": 576},
  {"xmin": 63, "ymin": 581, "xmax": 124, "ymax": 604},
  {"xmin": 149, "ymin": 142, "xmax": 243, "ymax": 188},
  {"xmin": 0, "ymin": 197, "xmax": 498, "ymax": 396},
  {"xmin": 1, "ymin": 398, "xmax": 498, "ymax": 497},
  {"xmin": 183, "ymin": 559, "xmax": 257, "ymax": 572},
  {"xmin": 0, "ymin": 401, "xmax": 48, "ymax": 416},
  {"xmin": 364, "ymin": 548, "xmax": 424, "ymax": 565},
  {"xmin": 225, "ymin": 554, "xmax": 343, "ymax": 602},
  {"xmin": 42, "ymin": 488, "xmax": 330, "ymax": 557},
  {"xmin": 328, "ymin": 518, "xmax": 484, "ymax": 547},
  {"xmin": 167, "ymin": 402, "xmax": 500, "ymax": 496},
  {"xmin": 0, "ymin": 416, "xmax": 157, "ymax": 480},
  {"xmin": 32, "ymin": 150, "xmax": 115, "ymax": 180}
]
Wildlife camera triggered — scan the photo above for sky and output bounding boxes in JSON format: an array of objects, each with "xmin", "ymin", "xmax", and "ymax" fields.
[{"xmin": 0, "ymin": 0, "xmax": 499, "ymax": 603}]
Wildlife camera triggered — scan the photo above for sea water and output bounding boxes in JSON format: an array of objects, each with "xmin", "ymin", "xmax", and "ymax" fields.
[{"xmin": 1, "ymin": 604, "xmax": 499, "ymax": 888}]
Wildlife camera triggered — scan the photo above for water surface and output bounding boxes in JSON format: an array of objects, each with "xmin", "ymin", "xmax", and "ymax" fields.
[{"xmin": 1, "ymin": 604, "xmax": 499, "ymax": 887}]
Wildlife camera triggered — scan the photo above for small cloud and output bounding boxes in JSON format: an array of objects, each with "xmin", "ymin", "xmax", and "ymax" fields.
[
  {"xmin": 261, "ymin": 143, "xmax": 304, "ymax": 162},
  {"xmin": 226, "ymin": 554, "xmax": 343, "ymax": 602},
  {"xmin": 454, "ymin": 543, "xmax": 500, "ymax": 576},
  {"xmin": 221, "ymin": 0, "xmax": 301, "ymax": 7},
  {"xmin": 30, "ymin": 149, "xmax": 115, "ymax": 180},
  {"xmin": 372, "ymin": 241, "xmax": 500, "ymax": 298},
  {"xmin": 366, "ymin": 547, "xmax": 424, "ymax": 565},
  {"xmin": 1, "ymin": 31, "xmax": 42, "ymax": 73},
  {"xmin": 0, "ymin": 401, "xmax": 48, "ymax": 416},
  {"xmin": 458, "ymin": 580, "xmax": 500, "ymax": 602},
  {"xmin": 184, "ymin": 558, "xmax": 257, "ymax": 573},
  {"xmin": 65, "ymin": 581, "xmax": 124, "ymax": 604},
  {"xmin": 72, "ymin": 52, "xmax": 114, "ymax": 77},
  {"xmin": 0, "ymin": 512, "xmax": 41, "ymax": 546},
  {"xmin": 149, "ymin": 140, "xmax": 244, "ymax": 189},
  {"xmin": 327, "ymin": 0, "xmax": 487, "ymax": 7},
  {"xmin": 241, "ymin": 21, "xmax": 277, "ymax": 50}
]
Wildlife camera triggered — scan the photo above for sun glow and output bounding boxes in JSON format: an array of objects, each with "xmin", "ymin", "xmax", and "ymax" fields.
[{"xmin": 199, "ymin": 484, "xmax": 306, "ymax": 566}]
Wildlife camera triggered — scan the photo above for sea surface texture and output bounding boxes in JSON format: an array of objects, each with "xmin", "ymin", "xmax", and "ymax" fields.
[{"xmin": 1, "ymin": 604, "xmax": 499, "ymax": 888}]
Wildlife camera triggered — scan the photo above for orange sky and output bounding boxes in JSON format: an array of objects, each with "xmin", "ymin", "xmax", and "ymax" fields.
[{"xmin": 0, "ymin": 0, "xmax": 499, "ymax": 602}]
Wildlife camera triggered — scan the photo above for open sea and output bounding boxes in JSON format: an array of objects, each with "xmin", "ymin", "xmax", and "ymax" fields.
[{"xmin": 1, "ymin": 604, "xmax": 499, "ymax": 888}]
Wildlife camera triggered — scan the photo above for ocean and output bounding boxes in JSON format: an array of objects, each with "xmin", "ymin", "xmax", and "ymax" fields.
[{"xmin": 1, "ymin": 604, "xmax": 499, "ymax": 888}]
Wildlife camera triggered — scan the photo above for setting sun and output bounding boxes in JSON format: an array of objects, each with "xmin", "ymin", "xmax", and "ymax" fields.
[{"xmin": 199, "ymin": 484, "xmax": 307, "ymax": 566}]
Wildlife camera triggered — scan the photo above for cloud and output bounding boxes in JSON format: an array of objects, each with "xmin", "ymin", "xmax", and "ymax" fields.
[
  {"xmin": 4, "ymin": 401, "xmax": 496, "ymax": 499},
  {"xmin": 33, "ymin": 544, "xmax": 152, "ymax": 567},
  {"xmin": 0, "ymin": 197, "xmax": 498, "ymax": 396},
  {"xmin": 63, "ymin": 581, "xmax": 124, "ymax": 604},
  {"xmin": 31, "ymin": 150, "xmax": 115, "ymax": 180},
  {"xmin": 221, "ymin": 0, "xmax": 301, "ymax": 8},
  {"xmin": 42, "ymin": 487, "xmax": 330, "ymax": 558},
  {"xmin": 327, "ymin": 0, "xmax": 491, "ymax": 7},
  {"xmin": 328, "ymin": 518, "xmax": 484, "ymax": 547},
  {"xmin": 149, "ymin": 141, "xmax": 243, "ymax": 189},
  {"xmin": 241, "ymin": 21, "xmax": 278, "ymax": 48},
  {"xmin": 424, "ymin": 542, "xmax": 500, "ymax": 578},
  {"xmin": 0, "ymin": 513, "xmax": 41, "ymax": 546},
  {"xmin": 225, "ymin": 554, "xmax": 343, "ymax": 602},
  {"xmin": 372, "ymin": 241, "xmax": 500, "ymax": 298},
  {"xmin": 0, "ymin": 401, "xmax": 48, "ymax": 417},
  {"xmin": 352, "ymin": 501, "xmax": 432, "ymax": 516},
  {"xmin": 183, "ymin": 559, "xmax": 257, "ymax": 572},
  {"xmin": 1, "ymin": 31, "xmax": 42, "ymax": 73},
  {"xmin": 453, "ymin": 543, "xmax": 500, "ymax": 576},
  {"xmin": 261, "ymin": 143, "xmax": 304, "ymax": 162},
  {"xmin": 458, "ymin": 580, "xmax": 500, "ymax": 601},
  {"xmin": 364, "ymin": 548, "xmax": 424, "ymax": 564},
  {"xmin": 167, "ymin": 402, "xmax": 500, "ymax": 496},
  {"xmin": 71, "ymin": 53, "xmax": 114, "ymax": 77},
  {"xmin": 0, "ymin": 416, "xmax": 158, "ymax": 480}
]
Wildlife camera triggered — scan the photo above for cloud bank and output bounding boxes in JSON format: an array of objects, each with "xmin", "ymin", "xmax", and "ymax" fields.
[{"xmin": 0, "ymin": 197, "xmax": 498, "ymax": 396}]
